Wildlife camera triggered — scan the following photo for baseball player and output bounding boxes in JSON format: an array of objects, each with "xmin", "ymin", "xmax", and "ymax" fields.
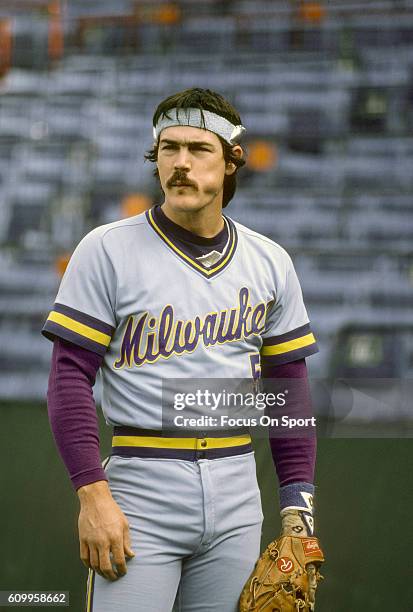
[{"xmin": 42, "ymin": 88, "xmax": 320, "ymax": 611}]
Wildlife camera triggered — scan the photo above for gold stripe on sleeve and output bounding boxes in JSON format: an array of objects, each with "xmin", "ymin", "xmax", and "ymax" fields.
[
  {"xmin": 261, "ymin": 333, "xmax": 316, "ymax": 356},
  {"xmin": 47, "ymin": 311, "xmax": 111, "ymax": 347}
]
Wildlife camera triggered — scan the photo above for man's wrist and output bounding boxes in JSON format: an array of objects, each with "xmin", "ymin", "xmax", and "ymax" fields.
[
  {"xmin": 77, "ymin": 480, "xmax": 111, "ymax": 503},
  {"xmin": 279, "ymin": 482, "xmax": 314, "ymax": 513},
  {"xmin": 280, "ymin": 482, "xmax": 315, "ymax": 536},
  {"xmin": 72, "ymin": 466, "xmax": 108, "ymax": 492}
]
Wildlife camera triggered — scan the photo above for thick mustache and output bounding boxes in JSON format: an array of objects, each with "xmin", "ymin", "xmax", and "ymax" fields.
[{"xmin": 167, "ymin": 172, "xmax": 197, "ymax": 189}]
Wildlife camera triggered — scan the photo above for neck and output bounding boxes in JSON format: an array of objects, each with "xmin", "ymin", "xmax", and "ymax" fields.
[{"xmin": 161, "ymin": 202, "xmax": 224, "ymax": 238}]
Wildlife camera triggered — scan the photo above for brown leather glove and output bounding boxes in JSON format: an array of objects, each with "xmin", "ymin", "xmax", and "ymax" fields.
[{"xmin": 239, "ymin": 511, "xmax": 324, "ymax": 612}]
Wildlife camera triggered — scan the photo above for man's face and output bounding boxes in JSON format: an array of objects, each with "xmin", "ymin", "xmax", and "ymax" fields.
[{"xmin": 156, "ymin": 125, "xmax": 236, "ymax": 213}]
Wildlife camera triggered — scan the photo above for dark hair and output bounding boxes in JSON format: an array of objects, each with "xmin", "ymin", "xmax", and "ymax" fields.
[{"xmin": 144, "ymin": 88, "xmax": 245, "ymax": 208}]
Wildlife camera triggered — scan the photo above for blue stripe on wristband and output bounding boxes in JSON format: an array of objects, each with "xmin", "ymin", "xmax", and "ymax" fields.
[{"xmin": 279, "ymin": 482, "xmax": 315, "ymax": 513}]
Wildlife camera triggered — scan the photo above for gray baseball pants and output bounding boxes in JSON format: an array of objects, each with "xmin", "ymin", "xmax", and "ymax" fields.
[{"xmin": 86, "ymin": 451, "xmax": 263, "ymax": 611}]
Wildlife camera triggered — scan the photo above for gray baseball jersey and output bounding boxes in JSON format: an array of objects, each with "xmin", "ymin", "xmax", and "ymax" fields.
[{"xmin": 42, "ymin": 208, "xmax": 318, "ymax": 429}]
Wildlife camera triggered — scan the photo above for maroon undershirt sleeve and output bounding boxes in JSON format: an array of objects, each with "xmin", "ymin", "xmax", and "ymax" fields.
[
  {"xmin": 262, "ymin": 358, "xmax": 316, "ymax": 487},
  {"xmin": 47, "ymin": 337, "xmax": 107, "ymax": 490}
]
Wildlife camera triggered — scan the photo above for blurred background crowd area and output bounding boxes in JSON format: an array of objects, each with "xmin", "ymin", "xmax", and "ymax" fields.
[{"xmin": 0, "ymin": 0, "xmax": 412, "ymax": 405}]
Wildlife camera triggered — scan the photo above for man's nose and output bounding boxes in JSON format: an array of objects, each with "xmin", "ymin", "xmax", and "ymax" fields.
[{"xmin": 174, "ymin": 147, "xmax": 191, "ymax": 170}]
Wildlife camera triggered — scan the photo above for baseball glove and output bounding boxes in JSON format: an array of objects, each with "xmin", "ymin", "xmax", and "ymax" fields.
[{"xmin": 239, "ymin": 530, "xmax": 324, "ymax": 611}]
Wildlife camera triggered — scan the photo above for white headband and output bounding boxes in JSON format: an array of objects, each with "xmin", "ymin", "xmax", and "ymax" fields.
[{"xmin": 153, "ymin": 108, "xmax": 246, "ymax": 145}]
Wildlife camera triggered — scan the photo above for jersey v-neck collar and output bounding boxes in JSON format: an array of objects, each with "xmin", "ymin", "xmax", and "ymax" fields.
[
  {"xmin": 154, "ymin": 204, "xmax": 227, "ymax": 248},
  {"xmin": 145, "ymin": 205, "xmax": 238, "ymax": 279}
]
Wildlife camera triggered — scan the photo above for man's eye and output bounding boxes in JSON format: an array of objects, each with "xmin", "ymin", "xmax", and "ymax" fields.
[{"xmin": 162, "ymin": 144, "xmax": 176, "ymax": 150}]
